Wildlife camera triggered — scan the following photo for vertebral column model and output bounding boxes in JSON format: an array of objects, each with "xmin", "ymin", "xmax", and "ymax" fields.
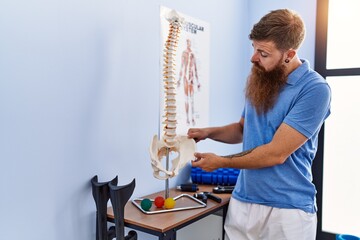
[{"xmin": 150, "ymin": 11, "xmax": 196, "ymax": 180}]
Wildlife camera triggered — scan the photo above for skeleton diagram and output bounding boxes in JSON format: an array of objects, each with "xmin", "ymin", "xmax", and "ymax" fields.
[
  {"xmin": 177, "ymin": 39, "xmax": 200, "ymax": 126},
  {"xmin": 150, "ymin": 11, "xmax": 196, "ymax": 180}
]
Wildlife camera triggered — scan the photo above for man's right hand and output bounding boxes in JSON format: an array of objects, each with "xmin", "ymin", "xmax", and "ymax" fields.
[{"xmin": 187, "ymin": 128, "xmax": 209, "ymax": 142}]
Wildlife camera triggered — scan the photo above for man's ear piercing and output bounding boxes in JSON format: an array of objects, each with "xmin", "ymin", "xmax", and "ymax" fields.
[{"xmin": 285, "ymin": 59, "xmax": 290, "ymax": 63}]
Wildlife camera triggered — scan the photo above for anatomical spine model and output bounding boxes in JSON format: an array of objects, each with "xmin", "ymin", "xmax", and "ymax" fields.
[{"xmin": 150, "ymin": 10, "xmax": 196, "ymax": 180}]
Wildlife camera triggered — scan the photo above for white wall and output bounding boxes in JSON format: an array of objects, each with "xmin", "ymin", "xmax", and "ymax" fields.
[{"xmin": 0, "ymin": 0, "xmax": 315, "ymax": 239}]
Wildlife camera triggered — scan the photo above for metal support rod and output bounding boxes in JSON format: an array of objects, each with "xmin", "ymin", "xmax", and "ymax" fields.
[{"xmin": 165, "ymin": 147, "xmax": 170, "ymax": 199}]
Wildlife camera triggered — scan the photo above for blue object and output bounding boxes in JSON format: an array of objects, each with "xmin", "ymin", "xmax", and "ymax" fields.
[
  {"xmin": 191, "ymin": 167, "xmax": 240, "ymax": 185},
  {"xmin": 337, "ymin": 234, "xmax": 360, "ymax": 240}
]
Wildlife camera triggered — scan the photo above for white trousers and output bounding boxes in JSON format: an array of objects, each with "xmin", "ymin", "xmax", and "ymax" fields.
[{"xmin": 224, "ymin": 198, "xmax": 317, "ymax": 240}]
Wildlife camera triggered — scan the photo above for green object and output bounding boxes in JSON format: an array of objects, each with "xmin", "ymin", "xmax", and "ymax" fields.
[{"xmin": 140, "ymin": 198, "xmax": 152, "ymax": 211}]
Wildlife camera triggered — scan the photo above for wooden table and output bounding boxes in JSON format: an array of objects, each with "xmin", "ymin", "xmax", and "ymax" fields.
[{"xmin": 107, "ymin": 185, "xmax": 232, "ymax": 240}]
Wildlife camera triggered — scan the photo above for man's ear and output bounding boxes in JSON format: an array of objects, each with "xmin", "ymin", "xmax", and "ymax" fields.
[{"xmin": 286, "ymin": 49, "xmax": 297, "ymax": 60}]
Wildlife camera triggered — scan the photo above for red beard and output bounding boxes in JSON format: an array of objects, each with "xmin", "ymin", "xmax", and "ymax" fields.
[{"xmin": 245, "ymin": 61, "xmax": 288, "ymax": 114}]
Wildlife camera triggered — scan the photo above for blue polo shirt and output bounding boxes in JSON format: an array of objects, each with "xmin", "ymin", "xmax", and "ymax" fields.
[{"xmin": 232, "ymin": 59, "xmax": 331, "ymax": 213}]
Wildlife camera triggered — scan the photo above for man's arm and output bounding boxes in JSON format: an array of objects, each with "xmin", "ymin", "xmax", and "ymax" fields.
[
  {"xmin": 192, "ymin": 122, "xmax": 307, "ymax": 171},
  {"xmin": 188, "ymin": 118, "xmax": 244, "ymax": 144}
]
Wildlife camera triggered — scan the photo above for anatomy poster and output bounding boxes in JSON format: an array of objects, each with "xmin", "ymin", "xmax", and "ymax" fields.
[{"xmin": 160, "ymin": 6, "xmax": 210, "ymax": 136}]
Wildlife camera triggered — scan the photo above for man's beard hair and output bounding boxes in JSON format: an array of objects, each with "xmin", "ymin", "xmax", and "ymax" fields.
[{"xmin": 245, "ymin": 61, "xmax": 288, "ymax": 114}]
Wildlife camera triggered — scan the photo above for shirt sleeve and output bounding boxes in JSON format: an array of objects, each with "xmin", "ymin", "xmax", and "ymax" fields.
[{"xmin": 283, "ymin": 82, "xmax": 331, "ymax": 138}]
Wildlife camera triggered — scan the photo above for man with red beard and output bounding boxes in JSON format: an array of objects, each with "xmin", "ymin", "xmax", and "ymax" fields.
[{"xmin": 188, "ymin": 9, "xmax": 331, "ymax": 240}]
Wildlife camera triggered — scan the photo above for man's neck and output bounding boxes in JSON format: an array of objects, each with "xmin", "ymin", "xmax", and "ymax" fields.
[{"xmin": 285, "ymin": 56, "xmax": 302, "ymax": 76}]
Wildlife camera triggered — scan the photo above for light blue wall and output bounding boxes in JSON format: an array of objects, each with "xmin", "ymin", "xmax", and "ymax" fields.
[{"xmin": 0, "ymin": 0, "xmax": 315, "ymax": 239}]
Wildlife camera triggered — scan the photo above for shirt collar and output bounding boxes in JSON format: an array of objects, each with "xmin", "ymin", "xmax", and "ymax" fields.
[{"xmin": 287, "ymin": 59, "xmax": 310, "ymax": 85}]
